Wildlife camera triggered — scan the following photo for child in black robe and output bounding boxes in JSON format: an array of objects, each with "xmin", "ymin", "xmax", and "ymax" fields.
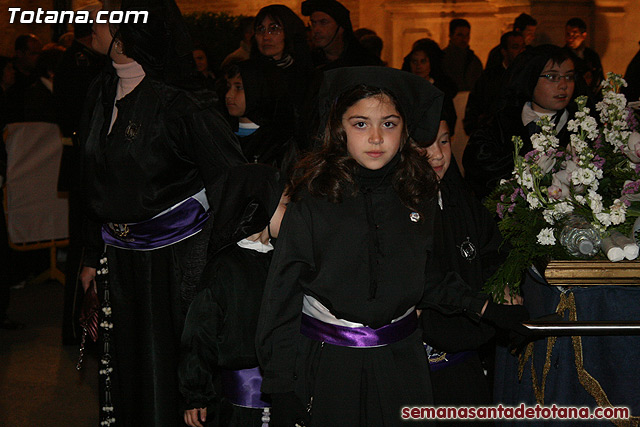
[
  {"xmin": 222, "ymin": 61, "xmax": 298, "ymax": 176},
  {"xmin": 179, "ymin": 164, "xmax": 287, "ymax": 427},
  {"xmin": 255, "ymin": 67, "xmax": 527, "ymax": 427}
]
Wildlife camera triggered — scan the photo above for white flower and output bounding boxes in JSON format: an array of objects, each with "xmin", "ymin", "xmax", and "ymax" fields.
[
  {"xmin": 535, "ymin": 153, "xmax": 556, "ymax": 174},
  {"xmin": 543, "ymin": 209, "xmax": 556, "ymax": 224},
  {"xmin": 570, "ymin": 134, "xmax": 588, "ymax": 153},
  {"xmin": 609, "ymin": 199, "xmax": 627, "ymax": 225},
  {"xmin": 519, "ymin": 168, "xmax": 534, "ymax": 190},
  {"xmin": 595, "ymin": 211, "xmax": 612, "ymax": 227},
  {"xmin": 588, "ymin": 190, "xmax": 604, "ymax": 213},
  {"xmin": 567, "ymin": 119, "xmax": 580, "ymax": 133},
  {"xmin": 527, "ymin": 192, "xmax": 542, "ymax": 208},
  {"xmin": 554, "ymin": 201, "xmax": 574, "ymax": 215},
  {"xmin": 582, "ymin": 116, "xmax": 599, "ymax": 140},
  {"xmin": 573, "ymin": 167, "xmax": 596, "ymax": 186},
  {"xmin": 530, "ymin": 134, "xmax": 547, "ymax": 152},
  {"xmin": 537, "ymin": 228, "xmax": 556, "ymax": 245}
]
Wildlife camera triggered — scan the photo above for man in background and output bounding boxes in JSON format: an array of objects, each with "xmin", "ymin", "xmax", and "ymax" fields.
[
  {"xmin": 301, "ymin": 0, "xmax": 382, "ymax": 70},
  {"xmin": 442, "ymin": 18, "xmax": 483, "ymax": 92}
]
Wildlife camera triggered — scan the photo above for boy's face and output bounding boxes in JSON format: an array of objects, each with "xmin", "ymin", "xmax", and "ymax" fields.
[
  {"xmin": 225, "ymin": 75, "xmax": 246, "ymax": 118},
  {"xmin": 422, "ymin": 120, "xmax": 451, "ymax": 180},
  {"xmin": 565, "ymin": 25, "xmax": 586, "ymax": 50}
]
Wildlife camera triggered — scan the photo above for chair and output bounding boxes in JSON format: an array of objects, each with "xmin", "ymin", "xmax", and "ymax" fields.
[{"xmin": 3, "ymin": 122, "xmax": 69, "ymax": 285}]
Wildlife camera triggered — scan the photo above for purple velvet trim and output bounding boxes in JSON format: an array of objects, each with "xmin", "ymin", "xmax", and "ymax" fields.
[
  {"xmin": 220, "ymin": 367, "xmax": 270, "ymax": 409},
  {"xmin": 101, "ymin": 197, "xmax": 210, "ymax": 250},
  {"xmin": 427, "ymin": 350, "xmax": 475, "ymax": 372},
  {"xmin": 300, "ymin": 311, "xmax": 417, "ymax": 347}
]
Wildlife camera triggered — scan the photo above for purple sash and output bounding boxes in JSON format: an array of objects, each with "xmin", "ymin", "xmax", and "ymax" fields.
[
  {"xmin": 220, "ymin": 367, "xmax": 270, "ymax": 409},
  {"xmin": 427, "ymin": 350, "xmax": 475, "ymax": 372},
  {"xmin": 102, "ymin": 197, "xmax": 209, "ymax": 250},
  {"xmin": 300, "ymin": 311, "xmax": 418, "ymax": 347}
]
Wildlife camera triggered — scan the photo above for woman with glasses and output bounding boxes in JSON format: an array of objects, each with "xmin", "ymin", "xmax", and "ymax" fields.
[
  {"xmin": 462, "ymin": 45, "xmax": 586, "ymax": 200},
  {"xmin": 248, "ymin": 5, "xmax": 322, "ymax": 161}
]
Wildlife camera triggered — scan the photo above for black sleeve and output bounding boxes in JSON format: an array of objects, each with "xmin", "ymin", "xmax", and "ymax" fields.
[
  {"xmin": 178, "ymin": 286, "xmax": 223, "ymax": 409},
  {"xmin": 174, "ymin": 106, "xmax": 247, "ymax": 215},
  {"xmin": 255, "ymin": 201, "xmax": 315, "ymax": 394},
  {"xmin": 80, "ymin": 214, "xmax": 104, "ymax": 269},
  {"xmin": 421, "ymin": 265, "xmax": 488, "ymax": 320}
]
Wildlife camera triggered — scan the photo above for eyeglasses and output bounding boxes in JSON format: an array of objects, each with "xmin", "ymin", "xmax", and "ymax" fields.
[
  {"xmin": 539, "ymin": 73, "xmax": 575, "ymax": 83},
  {"xmin": 255, "ymin": 23, "xmax": 283, "ymax": 36}
]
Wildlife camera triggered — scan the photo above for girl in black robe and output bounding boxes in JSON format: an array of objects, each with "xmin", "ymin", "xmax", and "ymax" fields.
[
  {"xmin": 179, "ymin": 164, "xmax": 286, "ymax": 427},
  {"xmin": 78, "ymin": 1, "xmax": 245, "ymax": 425},
  {"xmin": 255, "ymin": 67, "xmax": 521, "ymax": 427}
]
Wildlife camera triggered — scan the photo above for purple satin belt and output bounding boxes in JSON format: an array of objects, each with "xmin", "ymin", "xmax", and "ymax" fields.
[
  {"xmin": 300, "ymin": 311, "xmax": 418, "ymax": 347},
  {"xmin": 427, "ymin": 349, "xmax": 475, "ymax": 372},
  {"xmin": 220, "ymin": 367, "xmax": 270, "ymax": 409},
  {"xmin": 102, "ymin": 197, "xmax": 210, "ymax": 250}
]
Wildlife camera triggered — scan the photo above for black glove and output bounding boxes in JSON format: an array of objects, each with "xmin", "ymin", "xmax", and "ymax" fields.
[
  {"xmin": 481, "ymin": 300, "xmax": 530, "ymax": 334},
  {"xmin": 270, "ymin": 392, "xmax": 310, "ymax": 427},
  {"xmin": 482, "ymin": 300, "xmax": 532, "ymax": 354}
]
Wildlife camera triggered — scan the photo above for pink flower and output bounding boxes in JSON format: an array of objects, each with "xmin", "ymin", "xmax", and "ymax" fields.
[
  {"xmin": 622, "ymin": 131, "xmax": 640, "ymax": 163},
  {"xmin": 547, "ymin": 185, "xmax": 564, "ymax": 200}
]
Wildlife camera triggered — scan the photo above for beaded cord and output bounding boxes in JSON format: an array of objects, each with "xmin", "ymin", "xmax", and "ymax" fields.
[{"xmin": 96, "ymin": 256, "xmax": 116, "ymax": 427}]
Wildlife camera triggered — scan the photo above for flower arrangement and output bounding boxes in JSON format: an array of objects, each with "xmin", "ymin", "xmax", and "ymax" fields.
[{"xmin": 485, "ymin": 73, "xmax": 640, "ymax": 300}]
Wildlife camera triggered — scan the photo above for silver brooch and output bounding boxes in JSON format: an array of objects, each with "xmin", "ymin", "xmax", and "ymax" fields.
[
  {"xmin": 125, "ymin": 121, "xmax": 140, "ymax": 141},
  {"xmin": 410, "ymin": 212, "xmax": 420, "ymax": 222},
  {"xmin": 458, "ymin": 236, "xmax": 477, "ymax": 261}
]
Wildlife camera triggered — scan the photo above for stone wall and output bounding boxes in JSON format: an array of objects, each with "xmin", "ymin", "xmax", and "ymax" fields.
[{"xmin": 0, "ymin": 0, "xmax": 636, "ymax": 74}]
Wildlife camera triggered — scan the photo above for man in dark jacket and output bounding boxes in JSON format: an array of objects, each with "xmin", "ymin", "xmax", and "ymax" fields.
[
  {"xmin": 442, "ymin": 18, "xmax": 483, "ymax": 92},
  {"xmin": 563, "ymin": 17, "xmax": 603, "ymax": 96},
  {"xmin": 485, "ymin": 13, "xmax": 537, "ymax": 70},
  {"xmin": 301, "ymin": 0, "xmax": 383, "ymax": 70},
  {"xmin": 464, "ymin": 31, "xmax": 525, "ymax": 136}
]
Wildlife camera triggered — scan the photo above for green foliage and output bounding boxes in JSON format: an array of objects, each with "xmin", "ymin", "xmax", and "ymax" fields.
[{"xmin": 183, "ymin": 12, "xmax": 249, "ymax": 73}]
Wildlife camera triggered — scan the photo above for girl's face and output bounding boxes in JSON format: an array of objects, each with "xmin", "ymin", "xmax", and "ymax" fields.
[
  {"xmin": 532, "ymin": 59, "xmax": 575, "ymax": 114},
  {"xmin": 343, "ymin": 94, "xmax": 403, "ymax": 170},
  {"xmin": 225, "ymin": 75, "xmax": 246, "ymax": 118},
  {"xmin": 255, "ymin": 16, "xmax": 286, "ymax": 60},
  {"xmin": 422, "ymin": 120, "xmax": 451, "ymax": 179},
  {"xmin": 410, "ymin": 50, "xmax": 430, "ymax": 79}
]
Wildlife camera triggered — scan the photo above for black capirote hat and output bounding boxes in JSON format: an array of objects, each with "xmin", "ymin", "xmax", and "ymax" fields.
[{"xmin": 318, "ymin": 66, "xmax": 444, "ymax": 144}]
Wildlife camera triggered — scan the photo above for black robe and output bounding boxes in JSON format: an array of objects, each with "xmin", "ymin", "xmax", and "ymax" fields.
[
  {"xmin": 79, "ymin": 67, "xmax": 245, "ymax": 427},
  {"xmin": 179, "ymin": 244, "xmax": 272, "ymax": 426},
  {"xmin": 422, "ymin": 162, "xmax": 503, "ymax": 409},
  {"xmin": 256, "ymin": 159, "xmax": 487, "ymax": 426}
]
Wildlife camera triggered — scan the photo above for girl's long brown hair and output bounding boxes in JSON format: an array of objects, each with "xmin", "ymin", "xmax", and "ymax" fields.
[{"xmin": 290, "ymin": 84, "xmax": 438, "ymax": 214}]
